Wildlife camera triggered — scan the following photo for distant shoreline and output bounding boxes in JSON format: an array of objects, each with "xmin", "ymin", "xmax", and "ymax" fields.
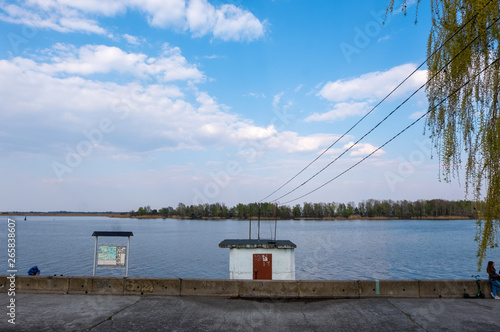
[{"xmin": 2, "ymin": 212, "xmax": 475, "ymax": 221}]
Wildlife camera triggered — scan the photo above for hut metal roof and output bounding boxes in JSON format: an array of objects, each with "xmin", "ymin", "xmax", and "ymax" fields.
[
  {"xmin": 92, "ymin": 231, "xmax": 134, "ymax": 237},
  {"xmin": 219, "ymin": 239, "xmax": 296, "ymax": 249}
]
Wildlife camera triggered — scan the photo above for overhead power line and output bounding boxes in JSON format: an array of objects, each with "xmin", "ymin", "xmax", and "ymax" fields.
[
  {"xmin": 270, "ymin": 15, "xmax": 499, "ymax": 203},
  {"xmin": 259, "ymin": 0, "xmax": 495, "ymax": 203},
  {"xmin": 280, "ymin": 55, "xmax": 500, "ymax": 205}
]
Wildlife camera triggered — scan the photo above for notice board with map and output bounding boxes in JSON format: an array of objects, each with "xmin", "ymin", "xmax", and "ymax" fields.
[{"xmin": 97, "ymin": 245, "xmax": 127, "ymax": 266}]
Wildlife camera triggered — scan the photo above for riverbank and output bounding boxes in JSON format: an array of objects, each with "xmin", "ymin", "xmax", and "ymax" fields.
[{"xmin": 2, "ymin": 212, "xmax": 474, "ymax": 221}]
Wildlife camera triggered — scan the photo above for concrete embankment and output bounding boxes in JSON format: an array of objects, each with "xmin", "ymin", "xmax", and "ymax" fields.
[{"xmin": 0, "ymin": 275, "xmax": 493, "ymax": 298}]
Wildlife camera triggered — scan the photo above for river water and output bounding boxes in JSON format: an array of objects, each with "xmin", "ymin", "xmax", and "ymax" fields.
[{"xmin": 1, "ymin": 216, "xmax": 497, "ymax": 280}]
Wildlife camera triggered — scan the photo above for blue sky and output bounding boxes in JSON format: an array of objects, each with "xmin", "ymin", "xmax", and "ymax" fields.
[{"xmin": 0, "ymin": 0, "xmax": 468, "ymax": 212}]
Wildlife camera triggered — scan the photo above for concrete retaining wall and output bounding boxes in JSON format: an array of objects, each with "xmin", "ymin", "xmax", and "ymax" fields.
[{"xmin": 0, "ymin": 276, "xmax": 493, "ymax": 299}]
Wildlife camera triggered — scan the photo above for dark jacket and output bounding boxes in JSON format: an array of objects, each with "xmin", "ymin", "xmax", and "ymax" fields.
[
  {"xmin": 28, "ymin": 266, "xmax": 40, "ymax": 275},
  {"xmin": 488, "ymin": 268, "xmax": 500, "ymax": 281}
]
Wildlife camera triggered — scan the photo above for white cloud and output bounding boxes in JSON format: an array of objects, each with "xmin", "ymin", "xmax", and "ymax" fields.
[
  {"xmin": 141, "ymin": 0, "xmax": 265, "ymax": 41},
  {"xmin": 202, "ymin": 54, "xmax": 222, "ymax": 59},
  {"xmin": 377, "ymin": 35, "xmax": 390, "ymax": 42},
  {"xmin": 58, "ymin": 16, "xmax": 108, "ymax": 35},
  {"xmin": 195, "ymin": 91, "xmax": 229, "ymax": 114},
  {"xmin": 123, "ymin": 34, "xmax": 142, "ymax": 45},
  {"xmin": 134, "ymin": 0, "xmax": 187, "ymax": 28},
  {"xmin": 231, "ymin": 124, "xmax": 276, "ymax": 141},
  {"xmin": 305, "ymin": 102, "xmax": 370, "ymax": 122},
  {"xmin": 0, "ymin": 44, "xmax": 334, "ymax": 158},
  {"xmin": 265, "ymin": 132, "xmax": 340, "ymax": 153},
  {"xmin": 342, "ymin": 142, "xmax": 385, "ymax": 157},
  {"xmin": 0, "ymin": 0, "xmax": 265, "ymax": 41},
  {"xmin": 318, "ymin": 63, "xmax": 427, "ymax": 102},
  {"xmin": 306, "ymin": 81, "xmax": 324, "ymax": 96},
  {"xmin": 20, "ymin": 43, "xmax": 205, "ymax": 82},
  {"xmin": 244, "ymin": 92, "xmax": 266, "ymax": 98},
  {"xmin": 212, "ymin": 4, "xmax": 265, "ymax": 41},
  {"xmin": 272, "ymin": 92, "xmax": 284, "ymax": 108},
  {"xmin": 53, "ymin": 0, "xmax": 126, "ymax": 16},
  {"xmin": 0, "ymin": 3, "xmax": 107, "ymax": 35},
  {"xmin": 409, "ymin": 110, "xmax": 427, "ymax": 119},
  {"xmin": 283, "ymin": 100, "xmax": 293, "ymax": 110},
  {"xmin": 186, "ymin": 0, "xmax": 217, "ymax": 37}
]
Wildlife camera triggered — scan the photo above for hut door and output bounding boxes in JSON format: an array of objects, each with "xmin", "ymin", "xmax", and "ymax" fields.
[{"xmin": 253, "ymin": 254, "xmax": 272, "ymax": 280}]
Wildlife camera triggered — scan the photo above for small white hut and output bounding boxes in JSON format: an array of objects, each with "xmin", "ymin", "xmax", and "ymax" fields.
[{"xmin": 219, "ymin": 239, "xmax": 296, "ymax": 280}]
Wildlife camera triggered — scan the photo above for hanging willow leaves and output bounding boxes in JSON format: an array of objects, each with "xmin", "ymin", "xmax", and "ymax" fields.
[{"xmin": 388, "ymin": 0, "xmax": 500, "ymax": 269}]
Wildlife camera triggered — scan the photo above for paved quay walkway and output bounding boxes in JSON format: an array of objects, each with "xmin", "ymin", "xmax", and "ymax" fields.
[{"xmin": 1, "ymin": 293, "xmax": 500, "ymax": 331}]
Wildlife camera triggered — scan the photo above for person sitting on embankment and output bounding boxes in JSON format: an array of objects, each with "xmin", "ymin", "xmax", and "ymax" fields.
[
  {"xmin": 27, "ymin": 266, "xmax": 40, "ymax": 276},
  {"xmin": 486, "ymin": 261, "xmax": 500, "ymax": 299}
]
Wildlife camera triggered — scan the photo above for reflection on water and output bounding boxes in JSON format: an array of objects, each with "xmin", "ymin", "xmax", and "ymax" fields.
[{"xmin": 1, "ymin": 216, "xmax": 496, "ymax": 280}]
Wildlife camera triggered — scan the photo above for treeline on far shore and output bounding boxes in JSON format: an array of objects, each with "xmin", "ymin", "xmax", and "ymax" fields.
[{"xmin": 129, "ymin": 199, "xmax": 481, "ymax": 220}]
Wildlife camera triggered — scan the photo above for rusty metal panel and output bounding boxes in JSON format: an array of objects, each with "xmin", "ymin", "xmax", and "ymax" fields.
[{"xmin": 253, "ymin": 253, "xmax": 272, "ymax": 280}]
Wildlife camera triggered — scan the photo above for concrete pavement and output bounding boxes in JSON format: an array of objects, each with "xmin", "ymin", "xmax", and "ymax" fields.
[{"xmin": 1, "ymin": 293, "xmax": 499, "ymax": 331}]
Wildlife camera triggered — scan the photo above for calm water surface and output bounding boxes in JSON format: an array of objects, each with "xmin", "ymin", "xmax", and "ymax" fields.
[{"xmin": 1, "ymin": 216, "xmax": 497, "ymax": 280}]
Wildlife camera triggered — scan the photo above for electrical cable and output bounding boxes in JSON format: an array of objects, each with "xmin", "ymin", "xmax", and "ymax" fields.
[
  {"xmin": 259, "ymin": 0, "xmax": 495, "ymax": 203},
  {"xmin": 280, "ymin": 55, "xmax": 500, "ymax": 205},
  {"xmin": 271, "ymin": 15, "xmax": 500, "ymax": 203}
]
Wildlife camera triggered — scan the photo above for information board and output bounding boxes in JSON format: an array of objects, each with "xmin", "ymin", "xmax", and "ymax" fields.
[{"xmin": 97, "ymin": 245, "xmax": 127, "ymax": 266}]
